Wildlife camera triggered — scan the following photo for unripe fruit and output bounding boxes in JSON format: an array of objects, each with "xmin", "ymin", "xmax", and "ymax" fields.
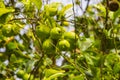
[
  {"xmin": 50, "ymin": 27, "xmax": 63, "ymax": 39},
  {"xmin": 57, "ymin": 39, "xmax": 70, "ymax": 51},
  {"xmin": 23, "ymin": 73, "xmax": 29, "ymax": 80},
  {"xmin": 63, "ymin": 32, "xmax": 78, "ymax": 42},
  {"xmin": 6, "ymin": 42, "xmax": 17, "ymax": 50},
  {"xmin": 2, "ymin": 24, "xmax": 13, "ymax": 37},
  {"xmin": 62, "ymin": 21, "xmax": 69, "ymax": 27},
  {"xmin": 63, "ymin": 32, "xmax": 79, "ymax": 50},
  {"xmin": 36, "ymin": 25, "xmax": 50, "ymax": 41},
  {"xmin": 49, "ymin": 7, "xmax": 57, "ymax": 16},
  {"xmin": 17, "ymin": 70, "xmax": 25, "ymax": 78},
  {"xmin": 109, "ymin": 0, "xmax": 119, "ymax": 11},
  {"xmin": 44, "ymin": 4, "xmax": 57, "ymax": 16},
  {"xmin": 42, "ymin": 39, "xmax": 55, "ymax": 52}
]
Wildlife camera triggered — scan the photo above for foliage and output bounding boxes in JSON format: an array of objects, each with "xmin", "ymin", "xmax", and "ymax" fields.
[{"xmin": 0, "ymin": 0, "xmax": 120, "ymax": 80}]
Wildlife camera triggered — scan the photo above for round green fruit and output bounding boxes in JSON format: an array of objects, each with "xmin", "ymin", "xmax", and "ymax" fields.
[
  {"xmin": 49, "ymin": 7, "xmax": 57, "ymax": 16},
  {"xmin": 17, "ymin": 70, "xmax": 25, "ymax": 78},
  {"xmin": 62, "ymin": 21, "xmax": 69, "ymax": 27},
  {"xmin": 6, "ymin": 42, "xmax": 17, "ymax": 50},
  {"xmin": 109, "ymin": 0, "xmax": 119, "ymax": 12},
  {"xmin": 50, "ymin": 27, "xmax": 63, "ymax": 40},
  {"xmin": 2, "ymin": 24, "xmax": 13, "ymax": 37},
  {"xmin": 63, "ymin": 32, "xmax": 79, "ymax": 50},
  {"xmin": 63, "ymin": 32, "xmax": 78, "ymax": 42},
  {"xmin": 57, "ymin": 39, "xmax": 70, "ymax": 51},
  {"xmin": 23, "ymin": 73, "xmax": 29, "ymax": 80},
  {"xmin": 36, "ymin": 25, "xmax": 50, "ymax": 41},
  {"xmin": 42, "ymin": 39, "xmax": 55, "ymax": 52}
]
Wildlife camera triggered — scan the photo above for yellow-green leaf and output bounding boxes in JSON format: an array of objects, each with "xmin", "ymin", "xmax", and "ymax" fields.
[
  {"xmin": 32, "ymin": 0, "xmax": 42, "ymax": 10},
  {"xmin": 44, "ymin": 69, "xmax": 65, "ymax": 78},
  {"xmin": 0, "ymin": 8, "xmax": 14, "ymax": 17},
  {"xmin": 0, "ymin": 1, "xmax": 5, "ymax": 8},
  {"xmin": 60, "ymin": 4, "xmax": 72, "ymax": 14}
]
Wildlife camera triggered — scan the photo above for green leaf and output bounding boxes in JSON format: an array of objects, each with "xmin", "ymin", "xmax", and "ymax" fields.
[
  {"xmin": 113, "ymin": 8, "xmax": 120, "ymax": 22},
  {"xmin": 32, "ymin": 0, "xmax": 42, "ymax": 10},
  {"xmin": 0, "ymin": 13, "xmax": 13, "ymax": 25},
  {"xmin": 113, "ymin": 62, "xmax": 120, "ymax": 73},
  {"xmin": 25, "ymin": 60, "xmax": 36, "ymax": 73},
  {"xmin": 0, "ymin": 1, "xmax": 5, "ymax": 8},
  {"xmin": 44, "ymin": 73, "xmax": 64, "ymax": 80},
  {"xmin": 60, "ymin": 4, "xmax": 72, "ymax": 14},
  {"xmin": 7, "ymin": 42, "xmax": 17, "ymax": 50},
  {"xmin": 104, "ymin": 53, "xmax": 119, "ymax": 67},
  {"xmin": 70, "ymin": 74, "xmax": 85, "ymax": 80},
  {"xmin": 0, "ymin": 8, "xmax": 14, "ymax": 17},
  {"xmin": 47, "ymin": 73, "xmax": 64, "ymax": 80},
  {"xmin": 49, "ymin": 2, "xmax": 61, "ymax": 8},
  {"xmin": 44, "ymin": 69, "xmax": 65, "ymax": 78},
  {"xmin": 85, "ymin": 55, "xmax": 94, "ymax": 65},
  {"xmin": 94, "ymin": 3, "xmax": 106, "ymax": 16}
]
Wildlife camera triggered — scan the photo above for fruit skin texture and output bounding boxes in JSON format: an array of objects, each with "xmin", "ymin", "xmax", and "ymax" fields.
[
  {"xmin": 49, "ymin": 7, "xmax": 57, "ymax": 16},
  {"xmin": 62, "ymin": 21, "xmax": 69, "ymax": 27},
  {"xmin": 57, "ymin": 39, "xmax": 70, "ymax": 51},
  {"xmin": 23, "ymin": 73, "xmax": 29, "ymax": 80},
  {"xmin": 44, "ymin": 4, "xmax": 57, "ymax": 16},
  {"xmin": 108, "ymin": 0, "xmax": 119, "ymax": 11},
  {"xmin": 63, "ymin": 32, "xmax": 79, "ymax": 50},
  {"xmin": 2, "ymin": 24, "xmax": 13, "ymax": 37},
  {"xmin": 63, "ymin": 32, "xmax": 78, "ymax": 42},
  {"xmin": 50, "ymin": 27, "xmax": 63, "ymax": 40},
  {"xmin": 36, "ymin": 25, "xmax": 50, "ymax": 41},
  {"xmin": 42, "ymin": 39, "xmax": 55, "ymax": 52},
  {"xmin": 17, "ymin": 70, "xmax": 25, "ymax": 78}
]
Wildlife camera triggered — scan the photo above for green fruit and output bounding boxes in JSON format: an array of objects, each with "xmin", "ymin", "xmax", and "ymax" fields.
[
  {"xmin": 23, "ymin": 73, "xmax": 29, "ymax": 80},
  {"xmin": 49, "ymin": 7, "xmax": 57, "ymax": 16},
  {"xmin": 2, "ymin": 24, "xmax": 13, "ymax": 37},
  {"xmin": 63, "ymin": 32, "xmax": 78, "ymax": 42},
  {"xmin": 57, "ymin": 39, "xmax": 70, "ymax": 51},
  {"xmin": 42, "ymin": 39, "xmax": 55, "ymax": 52},
  {"xmin": 44, "ymin": 4, "xmax": 58, "ymax": 16},
  {"xmin": 7, "ymin": 42, "xmax": 17, "ymax": 50},
  {"xmin": 62, "ymin": 21, "xmax": 69, "ymax": 27},
  {"xmin": 50, "ymin": 27, "xmax": 63, "ymax": 39},
  {"xmin": 63, "ymin": 32, "xmax": 79, "ymax": 50},
  {"xmin": 17, "ymin": 70, "xmax": 25, "ymax": 78},
  {"xmin": 36, "ymin": 25, "xmax": 50, "ymax": 41}
]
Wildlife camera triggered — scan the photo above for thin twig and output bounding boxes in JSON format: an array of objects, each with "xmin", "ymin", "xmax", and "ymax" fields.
[
  {"xmin": 28, "ymin": 23, "xmax": 44, "ymax": 80},
  {"xmin": 28, "ymin": 57, "xmax": 43, "ymax": 80},
  {"xmin": 83, "ymin": 0, "xmax": 90, "ymax": 14},
  {"xmin": 61, "ymin": 54, "xmax": 85, "ymax": 75},
  {"xmin": 105, "ymin": 0, "xmax": 109, "ymax": 29},
  {"xmin": 72, "ymin": 0, "xmax": 77, "ymax": 64}
]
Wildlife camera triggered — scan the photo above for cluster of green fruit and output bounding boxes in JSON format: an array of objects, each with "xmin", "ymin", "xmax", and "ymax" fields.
[
  {"xmin": 36, "ymin": 24, "xmax": 79, "ymax": 54},
  {"xmin": 43, "ymin": 2, "xmax": 70, "ymax": 27}
]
